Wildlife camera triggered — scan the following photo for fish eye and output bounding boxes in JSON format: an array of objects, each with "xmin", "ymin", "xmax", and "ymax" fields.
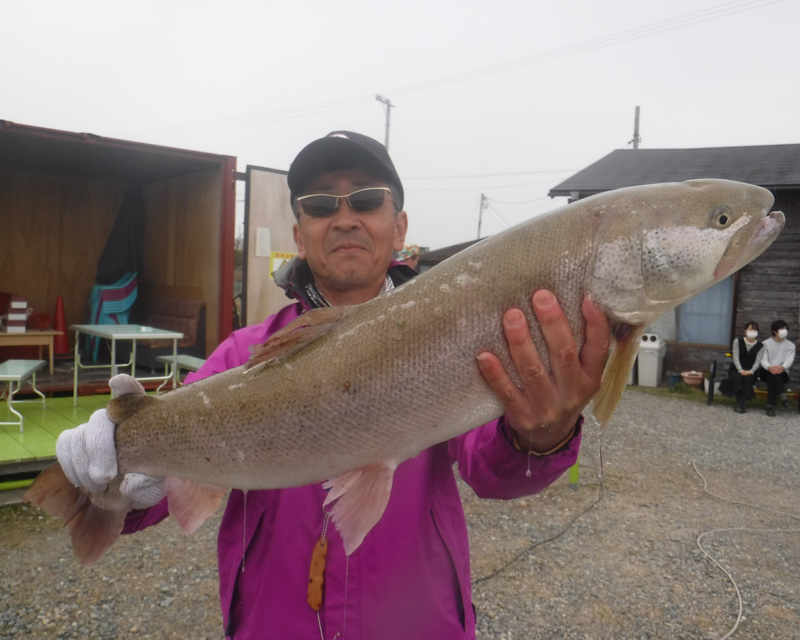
[{"xmin": 712, "ymin": 206, "xmax": 733, "ymax": 227}]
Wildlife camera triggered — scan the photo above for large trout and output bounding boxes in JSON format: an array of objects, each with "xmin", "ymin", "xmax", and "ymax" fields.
[{"xmin": 25, "ymin": 179, "xmax": 784, "ymax": 565}]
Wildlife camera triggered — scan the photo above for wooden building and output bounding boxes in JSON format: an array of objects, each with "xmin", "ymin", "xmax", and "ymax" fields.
[
  {"xmin": 0, "ymin": 120, "xmax": 237, "ymax": 358},
  {"xmin": 548, "ymin": 144, "xmax": 800, "ymax": 378}
]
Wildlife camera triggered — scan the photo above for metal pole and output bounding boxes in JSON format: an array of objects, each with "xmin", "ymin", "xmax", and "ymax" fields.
[
  {"xmin": 477, "ymin": 194, "xmax": 487, "ymax": 239},
  {"xmin": 375, "ymin": 95, "xmax": 394, "ymax": 150},
  {"xmin": 706, "ymin": 359, "xmax": 716, "ymax": 405}
]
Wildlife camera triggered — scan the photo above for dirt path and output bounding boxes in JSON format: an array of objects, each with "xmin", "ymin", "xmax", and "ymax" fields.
[{"xmin": 2, "ymin": 389, "xmax": 799, "ymax": 639}]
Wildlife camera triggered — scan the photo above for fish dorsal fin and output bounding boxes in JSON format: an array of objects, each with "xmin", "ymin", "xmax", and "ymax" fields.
[
  {"xmin": 322, "ymin": 460, "xmax": 398, "ymax": 555},
  {"xmin": 106, "ymin": 393, "xmax": 158, "ymax": 424},
  {"xmin": 245, "ymin": 305, "xmax": 357, "ymax": 372},
  {"xmin": 591, "ymin": 324, "xmax": 645, "ymax": 427}
]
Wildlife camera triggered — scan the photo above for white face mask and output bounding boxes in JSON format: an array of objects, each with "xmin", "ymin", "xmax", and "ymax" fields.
[
  {"xmin": 746, "ymin": 330, "xmax": 758, "ymax": 339},
  {"xmin": 778, "ymin": 329, "xmax": 789, "ymax": 339}
]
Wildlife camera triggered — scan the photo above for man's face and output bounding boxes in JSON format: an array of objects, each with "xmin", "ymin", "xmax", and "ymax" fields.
[
  {"xmin": 293, "ymin": 169, "xmax": 408, "ymax": 298},
  {"xmin": 403, "ymin": 255, "xmax": 420, "ymax": 270}
]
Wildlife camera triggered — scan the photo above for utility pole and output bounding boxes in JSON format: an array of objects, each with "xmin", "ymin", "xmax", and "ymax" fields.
[
  {"xmin": 477, "ymin": 194, "xmax": 487, "ymax": 239},
  {"xmin": 631, "ymin": 105, "xmax": 641, "ymax": 149},
  {"xmin": 375, "ymin": 95, "xmax": 394, "ymax": 151}
]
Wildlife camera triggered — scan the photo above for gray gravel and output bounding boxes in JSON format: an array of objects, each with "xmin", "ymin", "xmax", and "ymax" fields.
[{"xmin": 2, "ymin": 389, "xmax": 799, "ymax": 639}]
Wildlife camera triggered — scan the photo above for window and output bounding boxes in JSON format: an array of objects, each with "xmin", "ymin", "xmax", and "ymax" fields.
[{"xmin": 677, "ymin": 276, "xmax": 734, "ymax": 345}]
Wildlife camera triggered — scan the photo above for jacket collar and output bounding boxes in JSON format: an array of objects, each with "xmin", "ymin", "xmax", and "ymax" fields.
[{"xmin": 272, "ymin": 256, "xmax": 418, "ymax": 311}]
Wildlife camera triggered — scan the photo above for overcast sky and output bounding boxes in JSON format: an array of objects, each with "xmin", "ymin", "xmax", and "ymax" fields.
[{"xmin": 4, "ymin": 0, "xmax": 798, "ymax": 251}]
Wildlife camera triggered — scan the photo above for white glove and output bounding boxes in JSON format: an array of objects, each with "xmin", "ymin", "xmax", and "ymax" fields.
[{"xmin": 56, "ymin": 374, "xmax": 166, "ymax": 509}]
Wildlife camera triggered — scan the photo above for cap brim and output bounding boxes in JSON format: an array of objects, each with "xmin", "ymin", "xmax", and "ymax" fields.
[{"xmin": 288, "ymin": 137, "xmax": 400, "ymax": 202}]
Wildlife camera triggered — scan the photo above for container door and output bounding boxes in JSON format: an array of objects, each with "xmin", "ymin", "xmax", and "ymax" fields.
[{"xmin": 242, "ymin": 165, "xmax": 296, "ymax": 327}]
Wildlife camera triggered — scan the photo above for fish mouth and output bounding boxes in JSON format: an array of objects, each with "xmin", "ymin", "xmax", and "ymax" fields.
[
  {"xmin": 751, "ymin": 210, "xmax": 785, "ymax": 245},
  {"xmin": 713, "ymin": 210, "xmax": 785, "ymax": 280}
]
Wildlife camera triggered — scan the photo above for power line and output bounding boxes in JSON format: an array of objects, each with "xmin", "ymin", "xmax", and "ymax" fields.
[
  {"xmin": 121, "ymin": 95, "xmax": 374, "ymax": 141},
  {"xmin": 382, "ymin": 0, "xmax": 784, "ymax": 98},
  {"xmin": 487, "ymin": 205, "xmax": 512, "ymax": 229},
  {"xmin": 113, "ymin": 0, "xmax": 784, "ymax": 142},
  {"xmin": 486, "ymin": 196, "xmax": 550, "ymax": 205},
  {"xmin": 406, "ymin": 177, "xmax": 563, "ymax": 192},
  {"xmin": 403, "ymin": 169, "xmax": 576, "ymax": 180}
]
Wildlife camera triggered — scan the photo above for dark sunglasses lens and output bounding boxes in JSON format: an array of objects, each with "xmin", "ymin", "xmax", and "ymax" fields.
[
  {"xmin": 301, "ymin": 195, "xmax": 338, "ymax": 218},
  {"xmin": 349, "ymin": 189, "xmax": 387, "ymax": 212}
]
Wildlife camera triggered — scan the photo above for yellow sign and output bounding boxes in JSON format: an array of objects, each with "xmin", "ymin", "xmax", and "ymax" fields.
[{"xmin": 270, "ymin": 251, "xmax": 297, "ymax": 278}]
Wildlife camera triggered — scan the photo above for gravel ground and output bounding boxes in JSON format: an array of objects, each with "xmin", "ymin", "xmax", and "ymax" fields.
[{"xmin": 2, "ymin": 388, "xmax": 799, "ymax": 639}]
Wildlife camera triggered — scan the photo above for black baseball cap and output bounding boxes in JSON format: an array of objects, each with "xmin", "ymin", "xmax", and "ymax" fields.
[{"xmin": 287, "ymin": 131, "xmax": 404, "ymax": 210}]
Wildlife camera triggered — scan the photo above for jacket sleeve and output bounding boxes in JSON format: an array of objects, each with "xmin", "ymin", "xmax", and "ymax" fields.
[
  {"xmin": 782, "ymin": 343, "xmax": 796, "ymax": 370},
  {"xmin": 760, "ymin": 344, "xmax": 772, "ymax": 369},
  {"xmin": 448, "ymin": 416, "xmax": 581, "ymax": 500},
  {"xmin": 732, "ymin": 339, "xmax": 742, "ymax": 372}
]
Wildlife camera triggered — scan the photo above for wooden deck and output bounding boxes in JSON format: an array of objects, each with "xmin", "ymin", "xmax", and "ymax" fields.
[
  {"xmin": 0, "ymin": 393, "xmax": 111, "ymax": 476},
  {"xmin": 0, "ymin": 357, "xmax": 188, "ymax": 492}
]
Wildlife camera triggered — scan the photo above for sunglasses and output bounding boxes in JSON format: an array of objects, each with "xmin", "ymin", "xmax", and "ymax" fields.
[{"xmin": 297, "ymin": 187, "xmax": 393, "ymax": 218}]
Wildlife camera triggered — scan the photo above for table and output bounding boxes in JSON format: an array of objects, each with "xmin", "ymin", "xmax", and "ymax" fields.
[
  {"xmin": 71, "ymin": 324, "xmax": 184, "ymax": 406},
  {"xmin": 0, "ymin": 359, "xmax": 47, "ymax": 432},
  {"xmin": 0, "ymin": 330, "xmax": 64, "ymax": 374}
]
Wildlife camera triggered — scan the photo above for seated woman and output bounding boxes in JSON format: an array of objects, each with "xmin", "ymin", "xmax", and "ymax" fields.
[{"xmin": 729, "ymin": 321, "xmax": 763, "ymax": 414}]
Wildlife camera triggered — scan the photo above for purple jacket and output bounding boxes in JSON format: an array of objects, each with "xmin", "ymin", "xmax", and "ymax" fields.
[{"xmin": 123, "ymin": 270, "xmax": 581, "ymax": 639}]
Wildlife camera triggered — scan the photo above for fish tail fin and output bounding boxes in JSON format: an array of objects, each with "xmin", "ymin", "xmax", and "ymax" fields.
[
  {"xmin": 592, "ymin": 324, "xmax": 644, "ymax": 428},
  {"xmin": 23, "ymin": 463, "xmax": 128, "ymax": 566},
  {"xmin": 106, "ymin": 393, "xmax": 158, "ymax": 424}
]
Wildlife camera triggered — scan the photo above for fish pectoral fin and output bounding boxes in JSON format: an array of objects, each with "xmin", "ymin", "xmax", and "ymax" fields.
[
  {"xmin": 591, "ymin": 324, "xmax": 645, "ymax": 428},
  {"xmin": 322, "ymin": 468, "xmax": 364, "ymax": 504},
  {"xmin": 322, "ymin": 460, "xmax": 398, "ymax": 556},
  {"xmin": 23, "ymin": 462, "xmax": 127, "ymax": 566},
  {"xmin": 165, "ymin": 477, "xmax": 227, "ymax": 535},
  {"xmin": 245, "ymin": 305, "xmax": 357, "ymax": 371}
]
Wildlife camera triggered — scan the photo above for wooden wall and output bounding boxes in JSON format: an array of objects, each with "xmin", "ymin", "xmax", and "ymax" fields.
[
  {"xmin": 735, "ymin": 192, "xmax": 800, "ymax": 380},
  {"xmin": 141, "ymin": 168, "xmax": 222, "ymax": 357},
  {"xmin": 0, "ymin": 165, "xmax": 225, "ymax": 358},
  {"xmin": 0, "ymin": 166, "xmax": 126, "ymax": 345}
]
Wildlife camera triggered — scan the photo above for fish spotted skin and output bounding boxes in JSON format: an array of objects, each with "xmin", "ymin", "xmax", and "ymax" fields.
[{"xmin": 25, "ymin": 178, "xmax": 784, "ymax": 563}]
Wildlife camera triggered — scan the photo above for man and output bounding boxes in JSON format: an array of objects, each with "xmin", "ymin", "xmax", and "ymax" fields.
[
  {"xmin": 398, "ymin": 243, "xmax": 421, "ymax": 270},
  {"xmin": 57, "ymin": 131, "xmax": 608, "ymax": 639},
  {"xmin": 759, "ymin": 319, "xmax": 796, "ymax": 416}
]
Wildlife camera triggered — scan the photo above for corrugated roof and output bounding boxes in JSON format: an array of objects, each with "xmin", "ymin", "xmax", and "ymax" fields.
[
  {"xmin": 549, "ymin": 144, "xmax": 800, "ymax": 197},
  {"xmin": 418, "ymin": 238, "xmax": 481, "ymax": 267}
]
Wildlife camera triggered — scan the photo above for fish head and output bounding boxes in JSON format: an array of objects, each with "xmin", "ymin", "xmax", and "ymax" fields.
[{"xmin": 588, "ymin": 178, "xmax": 784, "ymax": 325}]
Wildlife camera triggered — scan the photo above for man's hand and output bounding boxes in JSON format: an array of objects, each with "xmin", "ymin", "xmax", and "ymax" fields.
[
  {"xmin": 55, "ymin": 375, "xmax": 166, "ymax": 509},
  {"xmin": 477, "ymin": 290, "xmax": 609, "ymax": 454},
  {"xmin": 769, "ymin": 365, "xmax": 785, "ymax": 375}
]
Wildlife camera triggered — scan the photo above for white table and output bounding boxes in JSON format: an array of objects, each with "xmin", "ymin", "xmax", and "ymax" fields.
[
  {"xmin": 71, "ymin": 324, "xmax": 184, "ymax": 406},
  {"xmin": 0, "ymin": 359, "xmax": 47, "ymax": 432},
  {"xmin": 155, "ymin": 354, "xmax": 206, "ymax": 393}
]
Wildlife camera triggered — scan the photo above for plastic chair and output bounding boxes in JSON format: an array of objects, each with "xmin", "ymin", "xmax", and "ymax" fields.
[{"xmin": 86, "ymin": 272, "xmax": 139, "ymax": 361}]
